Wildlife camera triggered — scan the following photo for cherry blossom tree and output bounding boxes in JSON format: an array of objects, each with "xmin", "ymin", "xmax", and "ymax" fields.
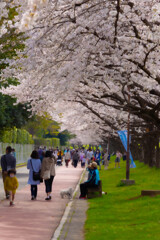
[{"xmin": 1, "ymin": 0, "xmax": 160, "ymax": 166}]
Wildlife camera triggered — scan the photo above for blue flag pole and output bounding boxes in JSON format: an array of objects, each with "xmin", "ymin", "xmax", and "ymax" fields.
[{"xmin": 117, "ymin": 130, "xmax": 136, "ymax": 168}]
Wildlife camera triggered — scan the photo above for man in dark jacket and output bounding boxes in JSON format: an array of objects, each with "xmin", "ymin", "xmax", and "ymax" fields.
[
  {"xmin": 1, "ymin": 146, "xmax": 16, "ymax": 199},
  {"xmin": 72, "ymin": 150, "xmax": 79, "ymax": 168}
]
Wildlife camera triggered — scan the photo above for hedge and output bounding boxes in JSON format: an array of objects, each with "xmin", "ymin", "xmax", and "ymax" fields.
[
  {"xmin": 34, "ymin": 138, "xmax": 60, "ymax": 148},
  {"xmin": 0, "ymin": 127, "xmax": 34, "ymax": 144}
]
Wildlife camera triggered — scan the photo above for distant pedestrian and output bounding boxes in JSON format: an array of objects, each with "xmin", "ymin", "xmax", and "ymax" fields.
[
  {"xmin": 115, "ymin": 151, "xmax": 122, "ymax": 168},
  {"xmin": 53, "ymin": 149, "xmax": 57, "ymax": 159},
  {"xmin": 123, "ymin": 152, "xmax": 127, "ymax": 161},
  {"xmin": 64, "ymin": 148, "xmax": 67, "ymax": 154},
  {"xmin": 101, "ymin": 151, "xmax": 105, "ymax": 165},
  {"xmin": 41, "ymin": 151, "xmax": 56, "ymax": 200},
  {"xmin": 95, "ymin": 150, "xmax": 101, "ymax": 170},
  {"xmin": 40, "ymin": 151, "xmax": 45, "ymax": 162},
  {"xmin": 11, "ymin": 148, "xmax": 16, "ymax": 158},
  {"xmin": 81, "ymin": 156, "xmax": 86, "ymax": 168},
  {"xmin": 107, "ymin": 153, "xmax": 110, "ymax": 161},
  {"xmin": 27, "ymin": 150, "xmax": 41, "ymax": 200},
  {"xmin": 1, "ymin": 146, "xmax": 16, "ymax": 199},
  {"xmin": 64, "ymin": 149, "xmax": 71, "ymax": 167},
  {"xmin": 104, "ymin": 152, "xmax": 109, "ymax": 170},
  {"xmin": 87, "ymin": 148, "xmax": 93, "ymax": 164},
  {"xmin": 72, "ymin": 150, "xmax": 79, "ymax": 168},
  {"xmin": 57, "ymin": 150, "xmax": 62, "ymax": 166},
  {"xmin": 4, "ymin": 169, "xmax": 19, "ymax": 206},
  {"xmin": 80, "ymin": 151, "xmax": 86, "ymax": 168},
  {"xmin": 84, "ymin": 148, "xmax": 87, "ymax": 158}
]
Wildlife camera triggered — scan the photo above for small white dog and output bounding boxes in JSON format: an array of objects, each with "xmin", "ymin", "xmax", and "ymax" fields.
[{"xmin": 60, "ymin": 187, "xmax": 73, "ymax": 199}]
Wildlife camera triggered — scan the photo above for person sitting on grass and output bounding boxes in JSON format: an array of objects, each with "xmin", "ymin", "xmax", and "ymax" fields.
[
  {"xmin": 79, "ymin": 162, "xmax": 100, "ymax": 199},
  {"xmin": 4, "ymin": 169, "xmax": 19, "ymax": 206}
]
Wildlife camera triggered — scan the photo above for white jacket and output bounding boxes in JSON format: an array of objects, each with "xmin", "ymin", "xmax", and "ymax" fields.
[{"xmin": 65, "ymin": 152, "xmax": 71, "ymax": 160}]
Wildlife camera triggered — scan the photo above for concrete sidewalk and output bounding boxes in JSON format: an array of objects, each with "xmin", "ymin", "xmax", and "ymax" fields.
[
  {"xmin": 58, "ymin": 171, "xmax": 88, "ymax": 240},
  {"xmin": 0, "ymin": 164, "xmax": 84, "ymax": 240}
]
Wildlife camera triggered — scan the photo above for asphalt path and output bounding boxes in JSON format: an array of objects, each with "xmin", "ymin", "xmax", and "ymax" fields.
[{"xmin": 0, "ymin": 163, "xmax": 84, "ymax": 240}]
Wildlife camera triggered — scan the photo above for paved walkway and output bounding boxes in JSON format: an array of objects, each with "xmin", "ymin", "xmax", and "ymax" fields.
[
  {"xmin": 59, "ymin": 171, "xmax": 88, "ymax": 240},
  {"xmin": 0, "ymin": 164, "xmax": 84, "ymax": 240}
]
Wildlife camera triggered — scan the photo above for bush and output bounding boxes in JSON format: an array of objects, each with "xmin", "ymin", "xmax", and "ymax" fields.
[
  {"xmin": 34, "ymin": 137, "xmax": 60, "ymax": 148},
  {"xmin": 0, "ymin": 127, "xmax": 34, "ymax": 144}
]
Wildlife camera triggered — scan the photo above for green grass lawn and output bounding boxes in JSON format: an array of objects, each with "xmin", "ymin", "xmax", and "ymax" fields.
[{"xmin": 85, "ymin": 158, "xmax": 160, "ymax": 240}]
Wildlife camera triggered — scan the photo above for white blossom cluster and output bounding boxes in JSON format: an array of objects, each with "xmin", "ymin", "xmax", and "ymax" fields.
[
  {"xmin": 18, "ymin": 0, "xmax": 49, "ymax": 31},
  {"xmin": 0, "ymin": 0, "xmax": 48, "ymax": 37}
]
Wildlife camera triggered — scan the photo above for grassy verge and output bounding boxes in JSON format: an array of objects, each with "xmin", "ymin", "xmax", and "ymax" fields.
[{"xmin": 85, "ymin": 157, "xmax": 160, "ymax": 240}]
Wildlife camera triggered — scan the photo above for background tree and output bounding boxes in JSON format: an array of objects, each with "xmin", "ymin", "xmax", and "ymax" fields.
[
  {"xmin": 2, "ymin": 0, "xmax": 160, "ymax": 166},
  {"xmin": 24, "ymin": 113, "xmax": 60, "ymax": 138}
]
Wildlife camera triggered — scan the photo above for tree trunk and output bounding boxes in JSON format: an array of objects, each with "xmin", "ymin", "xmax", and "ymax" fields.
[
  {"xmin": 143, "ymin": 134, "xmax": 155, "ymax": 167},
  {"xmin": 155, "ymin": 135, "xmax": 160, "ymax": 168}
]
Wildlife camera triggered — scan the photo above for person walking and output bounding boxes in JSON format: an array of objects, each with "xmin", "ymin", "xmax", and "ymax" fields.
[
  {"xmin": 80, "ymin": 151, "xmax": 86, "ymax": 168},
  {"xmin": 57, "ymin": 150, "xmax": 62, "ymax": 166},
  {"xmin": 104, "ymin": 152, "xmax": 109, "ymax": 170},
  {"xmin": 41, "ymin": 150, "xmax": 56, "ymax": 200},
  {"xmin": 11, "ymin": 148, "xmax": 16, "ymax": 158},
  {"xmin": 72, "ymin": 150, "xmax": 79, "ymax": 168},
  {"xmin": 27, "ymin": 150, "xmax": 41, "ymax": 200},
  {"xmin": 1, "ymin": 146, "xmax": 16, "ymax": 199},
  {"xmin": 81, "ymin": 156, "xmax": 86, "ymax": 168},
  {"xmin": 115, "ymin": 151, "xmax": 122, "ymax": 168},
  {"xmin": 123, "ymin": 152, "xmax": 127, "ymax": 161},
  {"xmin": 87, "ymin": 148, "xmax": 93, "ymax": 164},
  {"xmin": 38, "ymin": 147, "xmax": 43, "ymax": 159},
  {"xmin": 64, "ymin": 149, "xmax": 71, "ymax": 167},
  {"xmin": 95, "ymin": 150, "xmax": 101, "ymax": 170},
  {"xmin": 4, "ymin": 169, "xmax": 19, "ymax": 206}
]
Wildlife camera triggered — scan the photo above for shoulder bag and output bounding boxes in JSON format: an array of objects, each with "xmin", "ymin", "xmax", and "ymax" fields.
[{"xmin": 30, "ymin": 159, "xmax": 42, "ymax": 182}]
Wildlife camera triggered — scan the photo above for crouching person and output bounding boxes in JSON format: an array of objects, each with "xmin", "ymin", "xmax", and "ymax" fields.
[
  {"xmin": 79, "ymin": 162, "xmax": 100, "ymax": 199},
  {"xmin": 4, "ymin": 169, "xmax": 19, "ymax": 206}
]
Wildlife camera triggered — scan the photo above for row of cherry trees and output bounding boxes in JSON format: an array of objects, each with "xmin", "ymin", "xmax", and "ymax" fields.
[{"xmin": 1, "ymin": 0, "xmax": 160, "ymax": 166}]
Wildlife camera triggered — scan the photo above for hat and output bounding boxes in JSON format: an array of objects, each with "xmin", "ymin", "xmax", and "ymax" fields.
[{"xmin": 91, "ymin": 162, "xmax": 97, "ymax": 169}]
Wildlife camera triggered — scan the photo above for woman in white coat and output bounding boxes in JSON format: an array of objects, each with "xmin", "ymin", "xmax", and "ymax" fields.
[{"xmin": 41, "ymin": 151, "xmax": 56, "ymax": 200}]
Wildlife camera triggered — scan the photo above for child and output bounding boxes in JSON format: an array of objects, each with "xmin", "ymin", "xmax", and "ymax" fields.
[
  {"xmin": 4, "ymin": 169, "xmax": 19, "ymax": 206},
  {"xmin": 81, "ymin": 155, "xmax": 86, "ymax": 168}
]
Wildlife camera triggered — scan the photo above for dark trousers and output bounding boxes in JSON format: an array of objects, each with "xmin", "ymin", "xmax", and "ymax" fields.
[
  {"xmin": 45, "ymin": 176, "xmax": 54, "ymax": 193},
  {"xmin": 73, "ymin": 160, "xmax": 78, "ymax": 168},
  {"xmin": 80, "ymin": 182, "xmax": 95, "ymax": 197},
  {"xmin": 65, "ymin": 160, "xmax": 69, "ymax": 167},
  {"xmin": 31, "ymin": 185, "xmax": 37, "ymax": 198},
  {"xmin": 81, "ymin": 162, "xmax": 85, "ymax": 168}
]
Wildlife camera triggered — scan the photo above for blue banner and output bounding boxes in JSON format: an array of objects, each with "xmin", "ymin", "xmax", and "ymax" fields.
[{"xmin": 117, "ymin": 130, "xmax": 136, "ymax": 168}]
